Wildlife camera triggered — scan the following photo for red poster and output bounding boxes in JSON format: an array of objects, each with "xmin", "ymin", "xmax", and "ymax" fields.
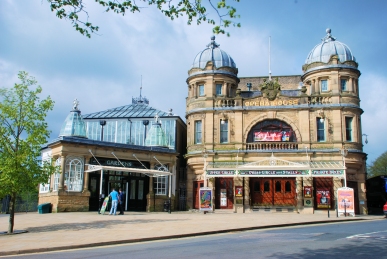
[
  {"xmin": 254, "ymin": 131, "xmax": 290, "ymax": 142},
  {"xmin": 235, "ymin": 186, "xmax": 243, "ymax": 197},
  {"xmin": 304, "ymin": 186, "xmax": 312, "ymax": 198}
]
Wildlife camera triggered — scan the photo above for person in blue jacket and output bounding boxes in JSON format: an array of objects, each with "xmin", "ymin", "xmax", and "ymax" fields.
[{"xmin": 109, "ymin": 188, "xmax": 119, "ymax": 215}]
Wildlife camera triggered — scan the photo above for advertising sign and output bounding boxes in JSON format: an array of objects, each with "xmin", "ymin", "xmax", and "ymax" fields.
[
  {"xmin": 337, "ymin": 187, "xmax": 355, "ymax": 216},
  {"xmin": 316, "ymin": 189, "xmax": 330, "ymax": 208},
  {"xmin": 199, "ymin": 187, "xmax": 213, "ymax": 212},
  {"xmin": 235, "ymin": 186, "xmax": 243, "ymax": 197},
  {"xmin": 254, "ymin": 131, "xmax": 290, "ymax": 142},
  {"xmin": 304, "ymin": 186, "xmax": 312, "ymax": 198},
  {"xmin": 239, "ymin": 170, "xmax": 309, "ymax": 176},
  {"xmin": 312, "ymin": 170, "xmax": 344, "ymax": 176},
  {"xmin": 206, "ymin": 170, "xmax": 236, "ymax": 176},
  {"xmin": 220, "ymin": 189, "xmax": 227, "ymax": 206}
]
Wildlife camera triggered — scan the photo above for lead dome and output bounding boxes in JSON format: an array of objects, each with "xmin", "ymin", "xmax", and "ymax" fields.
[
  {"xmin": 192, "ymin": 36, "xmax": 236, "ymax": 69},
  {"xmin": 305, "ymin": 29, "xmax": 356, "ymax": 66}
]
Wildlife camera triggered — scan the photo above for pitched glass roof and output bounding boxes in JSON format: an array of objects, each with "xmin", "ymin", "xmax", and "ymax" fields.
[{"xmin": 82, "ymin": 103, "xmax": 172, "ymax": 119}]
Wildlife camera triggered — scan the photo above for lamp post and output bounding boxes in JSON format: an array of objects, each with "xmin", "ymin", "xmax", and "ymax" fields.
[{"xmin": 340, "ymin": 148, "xmax": 348, "ymax": 187}]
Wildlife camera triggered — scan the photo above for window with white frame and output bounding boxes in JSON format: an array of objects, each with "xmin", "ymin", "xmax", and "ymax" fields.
[
  {"xmin": 341, "ymin": 79, "xmax": 347, "ymax": 91},
  {"xmin": 345, "ymin": 117, "xmax": 353, "ymax": 141},
  {"xmin": 153, "ymin": 164, "xmax": 169, "ymax": 195},
  {"xmin": 199, "ymin": 84, "xmax": 205, "ymax": 96},
  {"xmin": 316, "ymin": 118, "xmax": 325, "ymax": 142},
  {"xmin": 220, "ymin": 119, "xmax": 228, "ymax": 143},
  {"xmin": 321, "ymin": 80, "xmax": 328, "ymax": 92},
  {"xmin": 65, "ymin": 157, "xmax": 84, "ymax": 192},
  {"xmin": 194, "ymin": 120, "xmax": 202, "ymax": 144},
  {"xmin": 53, "ymin": 157, "xmax": 61, "ymax": 191},
  {"xmin": 216, "ymin": 84, "xmax": 222, "ymax": 96},
  {"xmin": 39, "ymin": 158, "xmax": 51, "ymax": 193}
]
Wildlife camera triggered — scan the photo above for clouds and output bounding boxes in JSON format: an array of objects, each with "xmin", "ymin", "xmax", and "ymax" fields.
[{"xmin": 0, "ymin": 0, "xmax": 386, "ymax": 163}]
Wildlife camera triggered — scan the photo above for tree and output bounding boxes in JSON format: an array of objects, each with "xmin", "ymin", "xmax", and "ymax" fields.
[
  {"xmin": 47, "ymin": 0, "xmax": 241, "ymax": 37},
  {"xmin": 367, "ymin": 151, "xmax": 387, "ymax": 179},
  {"xmin": 0, "ymin": 71, "xmax": 56, "ymax": 234}
]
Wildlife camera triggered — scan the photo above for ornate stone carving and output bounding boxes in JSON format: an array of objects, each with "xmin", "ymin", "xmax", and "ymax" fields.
[{"xmin": 259, "ymin": 78, "xmax": 281, "ymax": 101}]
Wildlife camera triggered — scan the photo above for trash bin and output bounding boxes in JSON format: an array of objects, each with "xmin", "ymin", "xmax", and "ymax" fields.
[
  {"xmin": 163, "ymin": 200, "xmax": 170, "ymax": 212},
  {"xmin": 37, "ymin": 203, "xmax": 51, "ymax": 214}
]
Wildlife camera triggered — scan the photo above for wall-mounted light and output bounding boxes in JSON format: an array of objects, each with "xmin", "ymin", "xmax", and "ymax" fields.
[
  {"xmin": 317, "ymin": 110, "xmax": 325, "ymax": 123},
  {"xmin": 362, "ymin": 134, "xmax": 368, "ymax": 144}
]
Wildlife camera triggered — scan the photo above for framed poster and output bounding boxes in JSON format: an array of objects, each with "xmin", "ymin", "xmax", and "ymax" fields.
[
  {"xmin": 337, "ymin": 187, "xmax": 355, "ymax": 216},
  {"xmin": 235, "ymin": 186, "xmax": 243, "ymax": 197},
  {"xmin": 304, "ymin": 186, "xmax": 312, "ymax": 198},
  {"xmin": 316, "ymin": 189, "xmax": 330, "ymax": 208},
  {"xmin": 199, "ymin": 187, "xmax": 213, "ymax": 212},
  {"xmin": 220, "ymin": 188, "xmax": 227, "ymax": 206}
]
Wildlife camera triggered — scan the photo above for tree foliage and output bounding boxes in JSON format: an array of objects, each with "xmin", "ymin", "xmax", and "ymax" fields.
[
  {"xmin": 367, "ymin": 151, "xmax": 387, "ymax": 179},
  {"xmin": 0, "ymin": 71, "xmax": 56, "ymax": 233},
  {"xmin": 47, "ymin": 0, "xmax": 241, "ymax": 37}
]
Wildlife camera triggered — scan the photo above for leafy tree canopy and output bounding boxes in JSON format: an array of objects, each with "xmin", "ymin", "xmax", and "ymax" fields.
[
  {"xmin": 47, "ymin": 0, "xmax": 241, "ymax": 38},
  {"xmin": 367, "ymin": 151, "xmax": 387, "ymax": 179},
  {"xmin": 0, "ymin": 71, "xmax": 56, "ymax": 233}
]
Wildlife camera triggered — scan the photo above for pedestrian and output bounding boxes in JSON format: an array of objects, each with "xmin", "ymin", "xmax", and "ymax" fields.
[
  {"xmin": 118, "ymin": 188, "xmax": 125, "ymax": 215},
  {"xmin": 109, "ymin": 188, "xmax": 119, "ymax": 215}
]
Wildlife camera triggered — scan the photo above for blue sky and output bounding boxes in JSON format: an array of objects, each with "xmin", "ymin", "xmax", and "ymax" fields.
[{"xmin": 0, "ymin": 0, "xmax": 386, "ymax": 163}]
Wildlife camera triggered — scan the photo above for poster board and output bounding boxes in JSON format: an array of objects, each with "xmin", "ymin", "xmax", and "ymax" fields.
[
  {"xmin": 199, "ymin": 187, "xmax": 213, "ymax": 212},
  {"xmin": 316, "ymin": 188, "xmax": 330, "ymax": 209},
  {"xmin": 337, "ymin": 187, "xmax": 355, "ymax": 217},
  {"xmin": 304, "ymin": 186, "xmax": 312, "ymax": 198},
  {"xmin": 235, "ymin": 186, "xmax": 243, "ymax": 197},
  {"xmin": 100, "ymin": 197, "xmax": 110, "ymax": 215}
]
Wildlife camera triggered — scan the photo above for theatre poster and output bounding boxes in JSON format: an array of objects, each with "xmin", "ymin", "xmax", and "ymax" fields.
[
  {"xmin": 199, "ymin": 187, "xmax": 213, "ymax": 212},
  {"xmin": 337, "ymin": 187, "xmax": 355, "ymax": 216}
]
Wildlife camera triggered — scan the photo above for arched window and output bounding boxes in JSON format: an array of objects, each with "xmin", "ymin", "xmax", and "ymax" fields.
[
  {"xmin": 264, "ymin": 181, "xmax": 270, "ymax": 192},
  {"xmin": 275, "ymin": 181, "xmax": 281, "ymax": 192},
  {"xmin": 247, "ymin": 119, "xmax": 295, "ymax": 142},
  {"xmin": 285, "ymin": 181, "xmax": 291, "ymax": 193},
  {"xmin": 65, "ymin": 157, "xmax": 84, "ymax": 192},
  {"xmin": 53, "ymin": 158, "xmax": 61, "ymax": 191}
]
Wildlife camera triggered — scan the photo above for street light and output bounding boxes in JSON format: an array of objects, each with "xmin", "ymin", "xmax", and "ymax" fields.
[
  {"xmin": 340, "ymin": 148, "xmax": 348, "ymax": 187},
  {"xmin": 362, "ymin": 134, "xmax": 368, "ymax": 144}
]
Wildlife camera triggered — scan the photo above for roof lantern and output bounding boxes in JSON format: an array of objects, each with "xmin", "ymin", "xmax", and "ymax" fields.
[
  {"xmin": 59, "ymin": 99, "xmax": 87, "ymax": 138},
  {"xmin": 145, "ymin": 113, "xmax": 168, "ymax": 148},
  {"xmin": 192, "ymin": 36, "xmax": 237, "ymax": 70},
  {"xmin": 304, "ymin": 29, "xmax": 356, "ymax": 71}
]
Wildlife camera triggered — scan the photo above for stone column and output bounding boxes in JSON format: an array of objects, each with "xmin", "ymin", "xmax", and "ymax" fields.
[
  {"xmin": 83, "ymin": 156, "xmax": 90, "ymax": 192},
  {"xmin": 58, "ymin": 155, "xmax": 66, "ymax": 191}
]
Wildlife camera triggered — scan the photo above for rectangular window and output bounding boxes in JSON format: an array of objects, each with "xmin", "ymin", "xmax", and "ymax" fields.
[
  {"xmin": 154, "ymin": 176, "xmax": 169, "ymax": 195},
  {"xmin": 341, "ymin": 79, "xmax": 347, "ymax": 91},
  {"xmin": 317, "ymin": 118, "xmax": 325, "ymax": 142},
  {"xmin": 321, "ymin": 80, "xmax": 328, "ymax": 92},
  {"xmin": 199, "ymin": 85, "xmax": 205, "ymax": 96},
  {"xmin": 216, "ymin": 84, "xmax": 222, "ymax": 96},
  {"xmin": 345, "ymin": 117, "xmax": 353, "ymax": 141},
  {"xmin": 220, "ymin": 120, "xmax": 228, "ymax": 143},
  {"xmin": 194, "ymin": 121, "xmax": 202, "ymax": 144}
]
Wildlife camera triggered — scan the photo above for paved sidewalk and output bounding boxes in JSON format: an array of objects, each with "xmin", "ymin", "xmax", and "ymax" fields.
[{"xmin": 0, "ymin": 211, "xmax": 381, "ymax": 256}]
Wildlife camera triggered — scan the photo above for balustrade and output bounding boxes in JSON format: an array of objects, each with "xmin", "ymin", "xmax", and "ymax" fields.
[{"xmin": 245, "ymin": 142, "xmax": 299, "ymax": 151}]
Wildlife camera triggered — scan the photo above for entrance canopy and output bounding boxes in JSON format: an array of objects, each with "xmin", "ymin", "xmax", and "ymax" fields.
[
  {"xmin": 205, "ymin": 155, "xmax": 345, "ymax": 178},
  {"xmin": 85, "ymin": 164, "xmax": 171, "ymax": 177}
]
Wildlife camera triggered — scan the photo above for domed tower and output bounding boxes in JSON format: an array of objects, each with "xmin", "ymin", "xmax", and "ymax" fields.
[
  {"xmin": 59, "ymin": 99, "xmax": 87, "ymax": 138},
  {"xmin": 186, "ymin": 36, "xmax": 240, "ymax": 207},
  {"xmin": 302, "ymin": 29, "xmax": 367, "ymax": 213}
]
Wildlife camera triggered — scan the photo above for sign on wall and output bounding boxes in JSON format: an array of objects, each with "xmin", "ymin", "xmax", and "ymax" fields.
[
  {"xmin": 199, "ymin": 187, "xmax": 213, "ymax": 212},
  {"xmin": 239, "ymin": 170, "xmax": 309, "ymax": 176},
  {"xmin": 254, "ymin": 131, "xmax": 290, "ymax": 142},
  {"xmin": 316, "ymin": 189, "xmax": 330, "ymax": 209},
  {"xmin": 235, "ymin": 186, "xmax": 243, "ymax": 197},
  {"xmin": 304, "ymin": 186, "xmax": 312, "ymax": 198},
  {"xmin": 337, "ymin": 187, "xmax": 355, "ymax": 217}
]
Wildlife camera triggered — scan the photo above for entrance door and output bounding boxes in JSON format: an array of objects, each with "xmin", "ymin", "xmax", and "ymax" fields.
[
  {"xmin": 193, "ymin": 181, "xmax": 204, "ymax": 209},
  {"xmin": 251, "ymin": 179, "xmax": 272, "ymax": 205},
  {"xmin": 215, "ymin": 178, "xmax": 234, "ymax": 209},
  {"xmin": 250, "ymin": 178, "xmax": 296, "ymax": 206},
  {"xmin": 88, "ymin": 173, "xmax": 100, "ymax": 211},
  {"xmin": 127, "ymin": 178, "xmax": 148, "ymax": 211}
]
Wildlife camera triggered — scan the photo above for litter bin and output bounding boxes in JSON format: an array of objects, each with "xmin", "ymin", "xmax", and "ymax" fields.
[
  {"xmin": 37, "ymin": 203, "xmax": 51, "ymax": 214},
  {"xmin": 163, "ymin": 200, "xmax": 170, "ymax": 212}
]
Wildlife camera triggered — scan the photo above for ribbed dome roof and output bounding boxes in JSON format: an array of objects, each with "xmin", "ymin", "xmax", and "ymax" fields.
[
  {"xmin": 59, "ymin": 99, "xmax": 87, "ymax": 138},
  {"xmin": 305, "ymin": 29, "xmax": 356, "ymax": 65},
  {"xmin": 145, "ymin": 114, "xmax": 168, "ymax": 148},
  {"xmin": 192, "ymin": 36, "xmax": 236, "ymax": 69}
]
